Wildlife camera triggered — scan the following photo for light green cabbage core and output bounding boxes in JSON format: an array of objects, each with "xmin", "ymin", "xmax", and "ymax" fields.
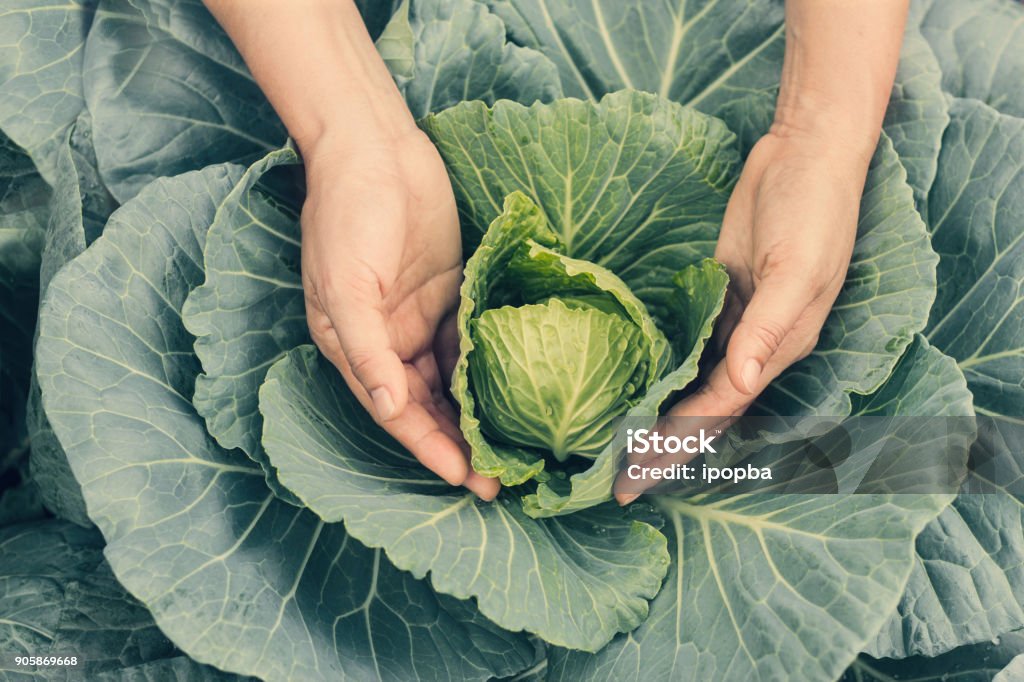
[{"xmin": 469, "ymin": 298, "xmax": 646, "ymax": 461}]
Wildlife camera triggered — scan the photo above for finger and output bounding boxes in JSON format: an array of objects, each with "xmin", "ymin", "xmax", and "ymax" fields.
[
  {"xmin": 413, "ymin": 352, "xmax": 444, "ymax": 397},
  {"xmin": 465, "ymin": 471, "xmax": 500, "ymax": 500},
  {"xmin": 411, "ymin": 367, "xmax": 501, "ymax": 501},
  {"xmin": 379, "ymin": 400, "xmax": 470, "ymax": 486},
  {"xmin": 725, "ymin": 274, "xmax": 821, "ymax": 395},
  {"xmin": 325, "ymin": 345, "xmax": 466, "ymax": 487},
  {"xmin": 713, "ymin": 289, "xmax": 745, "ymax": 357},
  {"xmin": 323, "ymin": 283, "xmax": 409, "ymax": 422}
]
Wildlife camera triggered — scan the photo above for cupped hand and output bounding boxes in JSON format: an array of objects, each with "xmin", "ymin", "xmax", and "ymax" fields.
[
  {"xmin": 301, "ymin": 128, "xmax": 499, "ymax": 500},
  {"xmin": 670, "ymin": 129, "xmax": 871, "ymax": 421},
  {"xmin": 614, "ymin": 129, "xmax": 871, "ymax": 505}
]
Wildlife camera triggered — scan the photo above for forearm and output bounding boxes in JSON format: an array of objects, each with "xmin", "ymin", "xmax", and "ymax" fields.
[
  {"xmin": 775, "ymin": 0, "xmax": 908, "ymax": 160},
  {"xmin": 201, "ymin": 0, "xmax": 413, "ymax": 155}
]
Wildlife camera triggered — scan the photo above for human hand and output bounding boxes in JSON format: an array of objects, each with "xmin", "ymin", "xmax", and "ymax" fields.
[
  {"xmin": 613, "ymin": 128, "xmax": 872, "ymax": 505},
  {"xmin": 301, "ymin": 128, "xmax": 499, "ymax": 500},
  {"xmin": 667, "ymin": 128, "xmax": 872, "ymax": 421}
]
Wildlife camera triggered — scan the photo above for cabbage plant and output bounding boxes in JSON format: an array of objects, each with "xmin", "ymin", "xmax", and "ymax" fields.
[{"xmin": 2, "ymin": 0, "xmax": 1024, "ymax": 680}]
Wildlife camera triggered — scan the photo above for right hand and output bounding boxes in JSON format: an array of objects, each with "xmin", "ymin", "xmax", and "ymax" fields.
[{"xmin": 300, "ymin": 127, "xmax": 499, "ymax": 500}]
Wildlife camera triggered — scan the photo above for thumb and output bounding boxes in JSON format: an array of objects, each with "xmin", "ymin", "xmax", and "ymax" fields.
[
  {"xmin": 725, "ymin": 273, "xmax": 818, "ymax": 395},
  {"xmin": 326, "ymin": 285, "xmax": 409, "ymax": 422}
]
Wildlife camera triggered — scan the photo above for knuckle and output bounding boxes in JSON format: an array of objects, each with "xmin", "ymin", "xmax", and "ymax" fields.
[
  {"xmin": 346, "ymin": 348, "xmax": 378, "ymax": 377},
  {"xmin": 739, "ymin": 318, "xmax": 788, "ymax": 355}
]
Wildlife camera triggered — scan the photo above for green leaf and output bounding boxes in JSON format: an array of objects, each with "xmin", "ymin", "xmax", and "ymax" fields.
[
  {"xmin": 858, "ymin": 337, "xmax": 1024, "ymax": 660},
  {"xmin": 182, "ymin": 147, "xmax": 305, "ymax": 506},
  {"xmin": 377, "ymin": 0, "xmax": 562, "ymax": 119},
  {"xmin": 28, "ymin": 111, "xmax": 117, "ymax": 528},
  {"xmin": 260, "ymin": 344, "xmax": 671, "ymax": 652},
  {"xmin": 924, "ymin": 97, "xmax": 1024, "ymax": 422},
  {"xmin": 84, "ymin": 0, "xmax": 287, "ymax": 202},
  {"xmin": 754, "ymin": 134, "xmax": 938, "ymax": 418},
  {"xmin": 549, "ymin": 494, "xmax": 949, "ymax": 682},
  {"xmin": 0, "ymin": 0, "xmax": 96, "ymax": 182},
  {"xmin": 35, "ymin": 165, "xmax": 534, "ymax": 680},
  {"xmin": 94, "ymin": 657, "xmax": 252, "ymax": 681},
  {"xmin": 997, "ymin": 653, "xmax": 1024, "ymax": 682},
  {"xmin": 483, "ymin": 0, "xmax": 955, "ymax": 171},
  {"xmin": 870, "ymin": 416, "xmax": 1024, "ymax": 658},
  {"xmin": 843, "ymin": 630, "xmax": 1024, "ymax": 681},
  {"xmin": 483, "ymin": 0, "xmax": 785, "ymax": 152},
  {"xmin": 915, "ymin": 0, "xmax": 1024, "ymax": 119},
  {"xmin": 421, "ymin": 90, "xmax": 738, "ymax": 271},
  {"xmin": 0, "ymin": 520, "xmax": 183, "ymax": 678},
  {"xmin": 884, "ymin": 20, "xmax": 949, "ymax": 211}
]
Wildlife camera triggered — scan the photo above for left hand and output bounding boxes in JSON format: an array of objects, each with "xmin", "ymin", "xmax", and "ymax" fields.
[
  {"xmin": 614, "ymin": 128, "xmax": 871, "ymax": 504},
  {"xmin": 668, "ymin": 129, "xmax": 868, "ymax": 421}
]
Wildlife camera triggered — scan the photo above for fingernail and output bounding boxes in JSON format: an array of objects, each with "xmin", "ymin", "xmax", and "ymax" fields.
[
  {"xmin": 371, "ymin": 388, "xmax": 395, "ymax": 420},
  {"xmin": 616, "ymin": 492, "xmax": 641, "ymax": 506},
  {"xmin": 741, "ymin": 358, "xmax": 762, "ymax": 394}
]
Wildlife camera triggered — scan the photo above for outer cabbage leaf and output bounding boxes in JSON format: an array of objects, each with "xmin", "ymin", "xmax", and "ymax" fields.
[
  {"xmin": 884, "ymin": 20, "xmax": 949, "ymax": 210},
  {"xmin": 35, "ymin": 164, "xmax": 535, "ymax": 681},
  {"xmin": 93, "ymin": 657, "xmax": 252, "ymax": 681},
  {"xmin": 549, "ymin": 495, "xmax": 948, "ymax": 682},
  {"xmin": 182, "ymin": 147, "xmax": 305, "ymax": 506},
  {"xmin": 83, "ymin": 0, "xmax": 287, "ymax": 201},
  {"xmin": 377, "ymin": 0, "xmax": 562, "ymax": 118},
  {"xmin": 260, "ymin": 344, "xmax": 671, "ymax": 652},
  {"xmin": 483, "ymin": 0, "xmax": 785, "ymax": 152},
  {"xmin": 0, "ymin": 0, "xmax": 96, "ymax": 182},
  {"xmin": 915, "ymin": 0, "xmax": 1024, "ymax": 119},
  {"xmin": 843, "ymin": 631, "xmax": 1024, "ymax": 682},
  {"xmin": 421, "ymin": 90, "xmax": 738, "ymax": 288},
  {"xmin": 753, "ymin": 134, "xmax": 938, "ymax": 418},
  {"xmin": 83, "ymin": 0, "xmax": 560, "ymax": 202},
  {"xmin": 483, "ymin": 0, "xmax": 953, "ymax": 172},
  {"xmin": 870, "ymin": 415, "xmax": 1024, "ymax": 659},
  {"xmin": 0, "ymin": 520, "xmax": 189, "ymax": 679},
  {"xmin": 28, "ymin": 111, "xmax": 117, "ymax": 528},
  {"xmin": 925, "ymin": 97, "xmax": 1024, "ymax": 422},
  {"xmin": 549, "ymin": 338, "xmax": 964, "ymax": 681},
  {"xmin": 997, "ymin": 653, "xmax": 1024, "ymax": 682},
  {"xmin": 866, "ymin": 335, "xmax": 1024, "ymax": 659}
]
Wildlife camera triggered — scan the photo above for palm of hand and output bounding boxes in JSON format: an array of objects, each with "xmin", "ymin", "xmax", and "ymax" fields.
[
  {"xmin": 301, "ymin": 131, "xmax": 496, "ymax": 497},
  {"xmin": 670, "ymin": 132, "xmax": 864, "ymax": 420}
]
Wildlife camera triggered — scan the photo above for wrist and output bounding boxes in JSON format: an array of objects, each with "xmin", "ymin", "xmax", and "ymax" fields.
[
  {"xmin": 266, "ymin": 2, "xmax": 417, "ymax": 157},
  {"xmin": 770, "ymin": 83, "xmax": 884, "ymax": 167}
]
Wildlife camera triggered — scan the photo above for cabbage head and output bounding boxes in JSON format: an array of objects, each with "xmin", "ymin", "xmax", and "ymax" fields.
[{"xmin": 454, "ymin": 191, "xmax": 727, "ymax": 486}]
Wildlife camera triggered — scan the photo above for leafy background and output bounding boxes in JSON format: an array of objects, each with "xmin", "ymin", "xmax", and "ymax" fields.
[{"xmin": 1, "ymin": 0, "xmax": 1023, "ymax": 680}]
